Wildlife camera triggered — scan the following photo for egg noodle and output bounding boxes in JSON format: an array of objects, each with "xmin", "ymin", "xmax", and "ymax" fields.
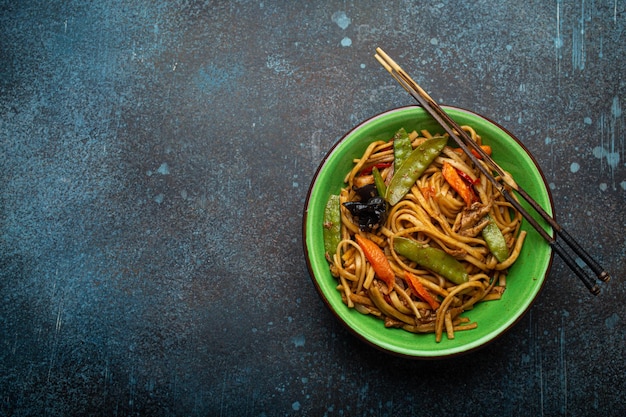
[{"xmin": 327, "ymin": 126, "xmax": 526, "ymax": 342}]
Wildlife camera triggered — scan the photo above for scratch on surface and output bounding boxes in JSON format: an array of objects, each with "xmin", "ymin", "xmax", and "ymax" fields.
[
  {"xmin": 308, "ymin": 129, "xmax": 323, "ymax": 160},
  {"xmin": 559, "ymin": 317, "xmax": 568, "ymax": 415},
  {"xmin": 555, "ymin": 0, "xmax": 563, "ymax": 86},
  {"xmin": 536, "ymin": 324, "xmax": 545, "ymax": 416},
  {"xmin": 572, "ymin": 0, "xmax": 586, "ymax": 71},
  {"xmin": 55, "ymin": 301, "xmax": 63, "ymax": 332},
  {"xmin": 47, "ymin": 298, "xmax": 64, "ymax": 381},
  {"xmin": 594, "ymin": 96, "xmax": 622, "ymax": 189},
  {"xmin": 529, "ymin": 310, "xmax": 545, "ymax": 417},
  {"xmin": 128, "ymin": 368, "xmax": 137, "ymax": 410},
  {"xmin": 220, "ymin": 371, "xmax": 227, "ymax": 417}
]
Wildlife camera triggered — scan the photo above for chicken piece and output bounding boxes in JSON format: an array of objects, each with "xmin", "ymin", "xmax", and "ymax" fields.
[{"xmin": 455, "ymin": 201, "xmax": 492, "ymax": 237}]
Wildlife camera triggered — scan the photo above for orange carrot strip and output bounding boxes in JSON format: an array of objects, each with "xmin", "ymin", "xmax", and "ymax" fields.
[
  {"xmin": 442, "ymin": 162, "xmax": 476, "ymax": 208},
  {"xmin": 420, "ymin": 186, "xmax": 436, "ymax": 200},
  {"xmin": 404, "ymin": 271, "xmax": 440, "ymax": 310},
  {"xmin": 453, "ymin": 145, "xmax": 492, "ymax": 159},
  {"xmin": 354, "ymin": 234, "xmax": 395, "ymax": 294}
]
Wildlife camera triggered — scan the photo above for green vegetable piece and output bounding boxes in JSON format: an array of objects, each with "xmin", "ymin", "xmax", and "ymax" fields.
[
  {"xmin": 482, "ymin": 215, "xmax": 509, "ymax": 262},
  {"xmin": 393, "ymin": 128, "xmax": 413, "ymax": 171},
  {"xmin": 323, "ymin": 194, "xmax": 341, "ymax": 257},
  {"xmin": 385, "ymin": 136, "xmax": 447, "ymax": 206},
  {"xmin": 394, "ymin": 237, "xmax": 469, "ymax": 285},
  {"xmin": 372, "ymin": 166, "xmax": 386, "ymax": 198}
]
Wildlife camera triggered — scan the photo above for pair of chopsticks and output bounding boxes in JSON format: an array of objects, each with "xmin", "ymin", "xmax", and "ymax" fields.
[{"xmin": 374, "ymin": 47, "xmax": 610, "ymax": 295}]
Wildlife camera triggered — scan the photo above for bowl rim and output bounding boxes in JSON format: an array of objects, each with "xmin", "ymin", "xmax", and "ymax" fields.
[{"xmin": 302, "ymin": 105, "xmax": 555, "ymax": 359}]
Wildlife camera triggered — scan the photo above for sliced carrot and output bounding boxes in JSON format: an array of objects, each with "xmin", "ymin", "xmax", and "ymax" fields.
[
  {"xmin": 404, "ymin": 271, "xmax": 440, "ymax": 310},
  {"xmin": 453, "ymin": 145, "xmax": 492, "ymax": 159},
  {"xmin": 420, "ymin": 186, "xmax": 437, "ymax": 200},
  {"xmin": 354, "ymin": 234, "xmax": 395, "ymax": 294},
  {"xmin": 442, "ymin": 162, "xmax": 476, "ymax": 208}
]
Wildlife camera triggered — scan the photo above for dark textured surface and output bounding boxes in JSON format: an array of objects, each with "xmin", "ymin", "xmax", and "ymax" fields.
[{"xmin": 1, "ymin": 1, "xmax": 625, "ymax": 416}]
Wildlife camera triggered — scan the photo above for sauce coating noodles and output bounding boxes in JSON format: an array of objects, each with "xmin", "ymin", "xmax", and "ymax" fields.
[{"xmin": 327, "ymin": 126, "xmax": 526, "ymax": 342}]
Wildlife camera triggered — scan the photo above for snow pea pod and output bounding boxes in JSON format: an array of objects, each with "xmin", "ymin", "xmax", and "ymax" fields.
[
  {"xmin": 372, "ymin": 166, "xmax": 386, "ymax": 198},
  {"xmin": 393, "ymin": 128, "xmax": 413, "ymax": 171},
  {"xmin": 323, "ymin": 194, "xmax": 341, "ymax": 257},
  {"xmin": 481, "ymin": 215, "xmax": 509, "ymax": 262},
  {"xmin": 394, "ymin": 237, "xmax": 469, "ymax": 285},
  {"xmin": 385, "ymin": 136, "xmax": 447, "ymax": 206}
]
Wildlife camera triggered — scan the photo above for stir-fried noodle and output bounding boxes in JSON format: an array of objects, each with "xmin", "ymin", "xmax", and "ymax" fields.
[{"xmin": 326, "ymin": 126, "xmax": 526, "ymax": 342}]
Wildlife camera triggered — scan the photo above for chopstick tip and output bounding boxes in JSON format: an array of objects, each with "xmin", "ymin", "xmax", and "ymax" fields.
[
  {"xmin": 590, "ymin": 284, "xmax": 601, "ymax": 296},
  {"xmin": 598, "ymin": 271, "xmax": 611, "ymax": 283},
  {"xmin": 374, "ymin": 54, "xmax": 392, "ymax": 73}
]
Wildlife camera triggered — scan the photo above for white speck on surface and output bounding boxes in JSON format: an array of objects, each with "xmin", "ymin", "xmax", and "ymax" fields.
[
  {"xmin": 340, "ymin": 37, "xmax": 352, "ymax": 47},
  {"xmin": 430, "ymin": 38, "xmax": 438, "ymax": 45},
  {"xmin": 545, "ymin": 137, "xmax": 552, "ymax": 145},
  {"xmin": 599, "ymin": 183, "xmax": 608, "ymax": 191},
  {"xmin": 554, "ymin": 37, "xmax": 563, "ymax": 48},
  {"xmin": 593, "ymin": 146, "xmax": 606, "ymax": 159},
  {"xmin": 157, "ymin": 162, "xmax": 170, "ymax": 175},
  {"xmin": 154, "ymin": 193, "xmax": 164, "ymax": 204},
  {"xmin": 266, "ymin": 55, "xmax": 296, "ymax": 76},
  {"xmin": 605, "ymin": 312, "xmax": 619, "ymax": 329},
  {"xmin": 549, "ymin": 182, "xmax": 556, "ymax": 190},
  {"xmin": 570, "ymin": 162, "xmax": 580, "ymax": 173},
  {"xmin": 506, "ymin": 44, "xmax": 513, "ymax": 51},
  {"xmin": 292, "ymin": 401, "xmax": 301, "ymax": 411},
  {"xmin": 331, "ymin": 11, "xmax": 351, "ymax": 30},
  {"xmin": 360, "ymin": 63, "xmax": 366, "ymax": 69},
  {"xmin": 291, "ymin": 334, "xmax": 305, "ymax": 347},
  {"xmin": 584, "ymin": 117, "xmax": 592, "ymax": 125},
  {"xmin": 620, "ymin": 181, "xmax": 626, "ymax": 190}
]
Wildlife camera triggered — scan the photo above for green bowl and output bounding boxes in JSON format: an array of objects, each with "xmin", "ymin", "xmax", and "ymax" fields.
[{"xmin": 303, "ymin": 105, "xmax": 554, "ymax": 358}]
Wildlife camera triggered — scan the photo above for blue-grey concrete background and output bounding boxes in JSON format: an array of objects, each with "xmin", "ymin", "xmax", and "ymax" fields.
[{"xmin": 1, "ymin": 1, "xmax": 624, "ymax": 416}]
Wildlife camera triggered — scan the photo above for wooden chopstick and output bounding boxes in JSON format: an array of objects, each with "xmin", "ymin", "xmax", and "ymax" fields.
[{"xmin": 375, "ymin": 47, "xmax": 610, "ymax": 295}]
